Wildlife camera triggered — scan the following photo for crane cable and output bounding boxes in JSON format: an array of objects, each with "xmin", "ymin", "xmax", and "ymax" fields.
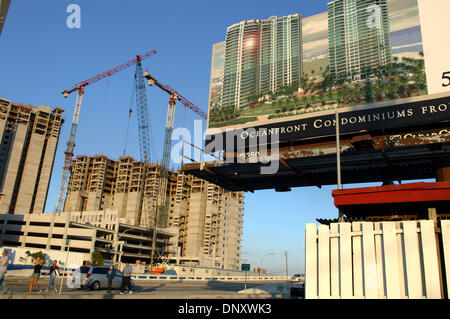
[{"xmin": 123, "ymin": 81, "xmax": 136, "ymax": 156}]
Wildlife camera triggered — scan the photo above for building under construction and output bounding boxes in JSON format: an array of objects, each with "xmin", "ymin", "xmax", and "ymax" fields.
[
  {"xmin": 64, "ymin": 155, "xmax": 244, "ymax": 270},
  {"xmin": 0, "ymin": 98, "xmax": 64, "ymax": 215},
  {"xmin": 0, "ymin": 0, "xmax": 11, "ymax": 37}
]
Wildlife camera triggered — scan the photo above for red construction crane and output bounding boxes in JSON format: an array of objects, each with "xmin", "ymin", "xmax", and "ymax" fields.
[
  {"xmin": 55, "ymin": 49, "xmax": 157, "ymax": 213},
  {"xmin": 142, "ymin": 70, "xmax": 206, "ymax": 265}
]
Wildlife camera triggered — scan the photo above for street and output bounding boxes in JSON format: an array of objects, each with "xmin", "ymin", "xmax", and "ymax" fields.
[{"xmin": 0, "ymin": 277, "xmax": 296, "ymax": 299}]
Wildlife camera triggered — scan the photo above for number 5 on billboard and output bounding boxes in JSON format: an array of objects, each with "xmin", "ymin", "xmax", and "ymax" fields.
[{"xmin": 442, "ymin": 72, "xmax": 450, "ymax": 87}]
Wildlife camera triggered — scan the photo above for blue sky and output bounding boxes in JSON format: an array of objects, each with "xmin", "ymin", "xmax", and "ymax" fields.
[{"xmin": 0, "ymin": 0, "xmax": 428, "ymax": 275}]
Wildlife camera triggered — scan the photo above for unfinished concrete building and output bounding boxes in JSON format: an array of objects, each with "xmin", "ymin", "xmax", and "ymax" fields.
[
  {"xmin": 0, "ymin": 209, "xmax": 175, "ymax": 266},
  {"xmin": 0, "ymin": 98, "xmax": 64, "ymax": 215},
  {"xmin": 0, "ymin": 0, "xmax": 11, "ymax": 37},
  {"xmin": 168, "ymin": 176, "xmax": 244, "ymax": 270},
  {"xmin": 64, "ymin": 155, "xmax": 245, "ymax": 270},
  {"xmin": 65, "ymin": 155, "xmax": 165, "ymax": 227}
]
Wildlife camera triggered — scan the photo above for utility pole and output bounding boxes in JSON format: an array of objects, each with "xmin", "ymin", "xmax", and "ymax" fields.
[
  {"xmin": 335, "ymin": 110, "xmax": 342, "ymax": 190},
  {"xmin": 335, "ymin": 110, "xmax": 344, "ymax": 222},
  {"xmin": 284, "ymin": 251, "xmax": 288, "ymax": 276},
  {"xmin": 59, "ymin": 239, "xmax": 70, "ymax": 294}
]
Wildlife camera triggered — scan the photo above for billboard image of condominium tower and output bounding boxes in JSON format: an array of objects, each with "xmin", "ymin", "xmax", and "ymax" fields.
[
  {"xmin": 328, "ymin": 0, "xmax": 392, "ymax": 79},
  {"xmin": 207, "ymin": 0, "xmax": 427, "ymax": 134},
  {"xmin": 221, "ymin": 14, "xmax": 303, "ymax": 112}
]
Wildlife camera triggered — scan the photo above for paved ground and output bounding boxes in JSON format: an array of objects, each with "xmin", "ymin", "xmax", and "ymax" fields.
[{"xmin": 0, "ymin": 277, "xmax": 298, "ymax": 299}]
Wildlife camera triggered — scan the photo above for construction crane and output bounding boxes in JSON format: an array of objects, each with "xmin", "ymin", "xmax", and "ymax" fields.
[
  {"xmin": 142, "ymin": 71, "xmax": 207, "ymax": 266},
  {"xmin": 55, "ymin": 49, "xmax": 157, "ymax": 213}
]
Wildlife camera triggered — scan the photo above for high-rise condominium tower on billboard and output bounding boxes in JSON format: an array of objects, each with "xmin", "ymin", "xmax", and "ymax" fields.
[
  {"xmin": 328, "ymin": 0, "xmax": 392, "ymax": 79},
  {"xmin": 221, "ymin": 14, "xmax": 303, "ymax": 111}
]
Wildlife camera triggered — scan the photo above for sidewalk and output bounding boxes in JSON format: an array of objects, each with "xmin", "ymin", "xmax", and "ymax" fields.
[{"xmin": 0, "ymin": 292, "xmax": 279, "ymax": 299}]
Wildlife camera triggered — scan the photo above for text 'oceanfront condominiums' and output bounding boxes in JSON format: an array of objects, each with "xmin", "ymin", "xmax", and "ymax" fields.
[
  {"xmin": 221, "ymin": 14, "xmax": 303, "ymax": 111},
  {"xmin": 328, "ymin": 0, "xmax": 392, "ymax": 79}
]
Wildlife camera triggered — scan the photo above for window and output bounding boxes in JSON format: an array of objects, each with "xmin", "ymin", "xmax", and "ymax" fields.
[
  {"xmin": 92, "ymin": 267, "xmax": 108, "ymax": 274},
  {"xmin": 80, "ymin": 266, "xmax": 90, "ymax": 274}
]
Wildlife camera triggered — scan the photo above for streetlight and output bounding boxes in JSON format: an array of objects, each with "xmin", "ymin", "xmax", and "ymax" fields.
[
  {"xmin": 59, "ymin": 239, "xmax": 70, "ymax": 294},
  {"xmin": 241, "ymin": 258, "xmax": 249, "ymax": 290},
  {"xmin": 259, "ymin": 252, "xmax": 274, "ymax": 276}
]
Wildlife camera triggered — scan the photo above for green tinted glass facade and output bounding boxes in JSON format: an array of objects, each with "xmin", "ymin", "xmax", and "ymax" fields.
[
  {"xmin": 222, "ymin": 15, "xmax": 303, "ymax": 110},
  {"xmin": 328, "ymin": 0, "xmax": 392, "ymax": 78}
]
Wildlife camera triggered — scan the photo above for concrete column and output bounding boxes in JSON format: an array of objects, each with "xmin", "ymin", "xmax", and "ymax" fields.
[
  {"xmin": 90, "ymin": 229, "xmax": 96, "ymax": 255},
  {"xmin": 15, "ymin": 122, "xmax": 48, "ymax": 214},
  {"xmin": 46, "ymin": 213, "xmax": 56, "ymax": 250},
  {"xmin": 32, "ymin": 133, "xmax": 59, "ymax": 214},
  {"xmin": 0, "ymin": 100, "xmax": 9, "ymax": 141},
  {"xmin": 0, "ymin": 214, "xmax": 9, "ymax": 246},
  {"xmin": 21, "ymin": 215, "xmax": 31, "ymax": 248},
  {"xmin": 0, "ymin": 122, "xmax": 28, "ymax": 214},
  {"xmin": 61, "ymin": 212, "xmax": 71, "ymax": 251}
]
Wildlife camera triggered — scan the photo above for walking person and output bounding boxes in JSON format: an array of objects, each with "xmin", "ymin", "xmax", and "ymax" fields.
[
  {"xmin": 29, "ymin": 256, "xmax": 43, "ymax": 294},
  {"xmin": 0, "ymin": 250, "xmax": 9, "ymax": 294},
  {"xmin": 120, "ymin": 262, "xmax": 133, "ymax": 295},
  {"xmin": 106, "ymin": 265, "xmax": 116, "ymax": 293},
  {"xmin": 45, "ymin": 260, "xmax": 60, "ymax": 294}
]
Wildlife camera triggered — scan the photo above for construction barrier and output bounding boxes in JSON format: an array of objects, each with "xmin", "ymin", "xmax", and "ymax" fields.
[
  {"xmin": 6, "ymin": 269, "xmax": 291, "ymax": 282},
  {"xmin": 305, "ymin": 219, "xmax": 447, "ymax": 299},
  {"xmin": 131, "ymin": 275, "xmax": 292, "ymax": 282}
]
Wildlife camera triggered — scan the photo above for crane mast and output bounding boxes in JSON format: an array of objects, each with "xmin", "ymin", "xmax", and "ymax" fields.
[
  {"xmin": 135, "ymin": 56, "xmax": 151, "ymax": 163},
  {"xmin": 55, "ymin": 86, "xmax": 84, "ymax": 213},
  {"xmin": 143, "ymin": 71, "xmax": 206, "ymax": 266},
  {"xmin": 134, "ymin": 57, "xmax": 154, "ymax": 229}
]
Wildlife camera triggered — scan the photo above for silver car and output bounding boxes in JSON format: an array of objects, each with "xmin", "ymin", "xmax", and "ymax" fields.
[{"xmin": 70, "ymin": 266, "xmax": 134, "ymax": 291}]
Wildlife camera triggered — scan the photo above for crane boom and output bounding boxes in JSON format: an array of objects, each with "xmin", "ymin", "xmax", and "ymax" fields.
[
  {"xmin": 62, "ymin": 49, "xmax": 157, "ymax": 96},
  {"xmin": 143, "ymin": 72, "xmax": 207, "ymax": 119},
  {"xmin": 55, "ymin": 50, "xmax": 157, "ymax": 213}
]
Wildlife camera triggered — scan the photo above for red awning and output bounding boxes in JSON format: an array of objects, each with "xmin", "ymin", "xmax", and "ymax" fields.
[{"xmin": 332, "ymin": 182, "xmax": 450, "ymax": 207}]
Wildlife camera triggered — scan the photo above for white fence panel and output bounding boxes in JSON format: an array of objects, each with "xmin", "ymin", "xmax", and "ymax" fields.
[
  {"xmin": 318, "ymin": 225, "xmax": 330, "ymax": 298},
  {"xmin": 352, "ymin": 222, "xmax": 363, "ymax": 298},
  {"xmin": 330, "ymin": 223, "xmax": 340, "ymax": 298},
  {"xmin": 441, "ymin": 220, "xmax": 450, "ymax": 297},
  {"xmin": 420, "ymin": 220, "xmax": 441, "ymax": 298},
  {"xmin": 339, "ymin": 223, "xmax": 352, "ymax": 298},
  {"xmin": 305, "ymin": 223, "xmax": 318, "ymax": 299},
  {"xmin": 402, "ymin": 221, "xmax": 424, "ymax": 298},
  {"xmin": 374, "ymin": 222, "xmax": 385, "ymax": 297},
  {"xmin": 382, "ymin": 222, "xmax": 402, "ymax": 299},
  {"xmin": 305, "ymin": 220, "xmax": 445, "ymax": 299},
  {"xmin": 361, "ymin": 222, "xmax": 378, "ymax": 298}
]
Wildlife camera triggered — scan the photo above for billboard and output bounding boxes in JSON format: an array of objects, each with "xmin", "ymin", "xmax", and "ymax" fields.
[{"xmin": 205, "ymin": 0, "xmax": 450, "ymax": 154}]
